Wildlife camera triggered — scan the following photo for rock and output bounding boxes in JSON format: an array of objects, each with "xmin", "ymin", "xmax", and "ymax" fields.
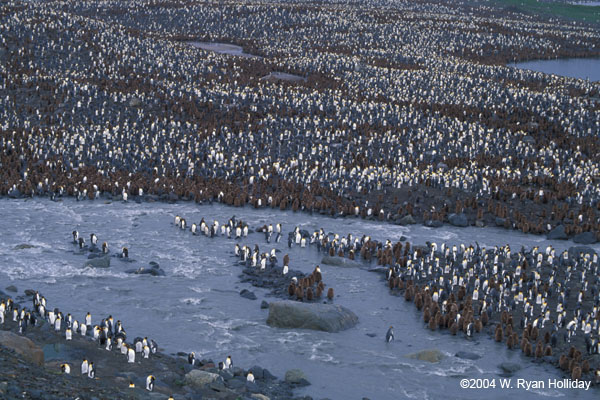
[
  {"xmin": 573, "ymin": 231, "xmax": 597, "ymax": 244},
  {"xmin": 495, "ymin": 217, "xmax": 505, "ymax": 227},
  {"xmin": 251, "ymin": 394, "xmax": 270, "ymax": 400},
  {"xmin": 455, "ymin": 351, "xmax": 481, "ymax": 360},
  {"xmin": 0, "ymin": 331, "xmax": 44, "ymax": 366},
  {"xmin": 406, "ymin": 349, "xmax": 445, "ymax": 363},
  {"xmin": 125, "ymin": 263, "xmax": 166, "ymax": 276},
  {"xmin": 547, "ymin": 225, "xmax": 568, "ymax": 240},
  {"xmin": 285, "ymin": 369, "xmax": 309, "ymax": 385},
  {"xmin": 424, "ymin": 220, "xmax": 443, "ymax": 228},
  {"xmin": 13, "ymin": 244, "xmax": 35, "ymax": 250},
  {"xmin": 499, "ymin": 362, "xmax": 522, "ymax": 374},
  {"xmin": 83, "ymin": 256, "xmax": 110, "ymax": 268},
  {"xmin": 260, "ymin": 300, "xmax": 269, "ymax": 309},
  {"xmin": 266, "ymin": 300, "xmax": 358, "ymax": 332},
  {"xmin": 184, "ymin": 369, "xmax": 221, "ymax": 388},
  {"xmin": 436, "ymin": 162, "xmax": 448, "ymax": 171},
  {"xmin": 262, "ymin": 368, "xmax": 276, "ymax": 380},
  {"xmin": 320, "ymin": 256, "xmax": 359, "ymax": 267},
  {"xmin": 5, "ymin": 285, "xmax": 17, "ymax": 293},
  {"xmin": 240, "ymin": 289, "xmax": 257, "ymax": 300},
  {"xmin": 448, "ymin": 213, "xmax": 468, "ymax": 227},
  {"xmin": 24, "ymin": 289, "xmax": 36, "ymax": 296},
  {"xmin": 475, "ymin": 220, "xmax": 485, "ymax": 228},
  {"xmin": 249, "ymin": 365, "xmax": 264, "ymax": 379},
  {"xmin": 398, "ymin": 215, "xmax": 416, "ymax": 225}
]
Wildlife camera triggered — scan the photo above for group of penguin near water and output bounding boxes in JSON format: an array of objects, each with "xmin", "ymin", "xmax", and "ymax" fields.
[
  {"xmin": 0, "ymin": 289, "xmax": 165, "ymax": 395},
  {"xmin": 1, "ymin": 0, "xmax": 600, "ymax": 248},
  {"xmin": 172, "ymin": 210, "xmax": 600, "ymax": 385}
]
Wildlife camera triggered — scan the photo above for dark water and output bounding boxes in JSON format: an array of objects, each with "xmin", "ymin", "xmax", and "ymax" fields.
[
  {"xmin": 508, "ymin": 58, "xmax": 600, "ymax": 82},
  {"xmin": 0, "ymin": 198, "xmax": 598, "ymax": 399}
]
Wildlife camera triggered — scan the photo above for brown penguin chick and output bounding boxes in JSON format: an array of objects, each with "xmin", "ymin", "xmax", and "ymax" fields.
[
  {"xmin": 535, "ymin": 341, "xmax": 543, "ymax": 358},
  {"xmin": 450, "ymin": 322, "xmax": 458, "ymax": 335},
  {"xmin": 582, "ymin": 359, "xmax": 589, "ymax": 373},
  {"xmin": 327, "ymin": 288, "xmax": 334, "ymax": 300},
  {"xmin": 573, "ymin": 349, "xmax": 582, "ymax": 361},
  {"xmin": 315, "ymin": 286, "xmax": 323, "ymax": 298},
  {"xmin": 525, "ymin": 341, "xmax": 533, "ymax": 357},
  {"xmin": 283, "ymin": 254, "xmax": 290, "ymax": 266},
  {"xmin": 295, "ymin": 287, "xmax": 304, "ymax": 301},
  {"xmin": 568, "ymin": 346, "xmax": 576, "ymax": 358},
  {"xmin": 429, "ymin": 313, "xmax": 438, "ymax": 331},
  {"xmin": 530, "ymin": 327, "xmax": 538, "ymax": 341},
  {"xmin": 572, "ymin": 366, "xmax": 582, "ymax": 380},
  {"xmin": 559, "ymin": 354, "xmax": 569, "ymax": 370},
  {"xmin": 494, "ymin": 325, "xmax": 503, "ymax": 342},
  {"xmin": 318, "ymin": 281, "xmax": 325, "ymax": 291},
  {"xmin": 423, "ymin": 307, "xmax": 431, "ymax": 323},
  {"xmin": 438, "ymin": 313, "xmax": 445, "ymax": 329},
  {"xmin": 329, "ymin": 247, "xmax": 335, "ymax": 257},
  {"xmin": 388, "ymin": 278, "xmax": 396, "ymax": 290},
  {"xmin": 397, "ymin": 278, "xmax": 404, "ymax": 290},
  {"xmin": 480, "ymin": 312, "xmax": 488, "ymax": 326},
  {"xmin": 506, "ymin": 334, "xmax": 514, "ymax": 349},
  {"xmin": 348, "ymin": 250, "xmax": 355, "ymax": 260},
  {"xmin": 544, "ymin": 331, "xmax": 550, "ymax": 344},
  {"xmin": 521, "ymin": 337, "xmax": 529, "ymax": 353},
  {"xmin": 501, "ymin": 311, "xmax": 508, "ymax": 325},
  {"xmin": 414, "ymin": 293, "xmax": 423, "ymax": 310},
  {"xmin": 504, "ymin": 324, "xmax": 512, "ymax": 338},
  {"xmin": 288, "ymin": 283, "xmax": 296, "ymax": 297},
  {"xmin": 544, "ymin": 345, "xmax": 552, "ymax": 356},
  {"xmin": 522, "ymin": 329, "xmax": 529, "ymax": 340},
  {"xmin": 474, "ymin": 319, "xmax": 482, "ymax": 333},
  {"xmin": 306, "ymin": 287, "xmax": 314, "ymax": 301},
  {"xmin": 404, "ymin": 286, "xmax": 413, "ymax": 302}
]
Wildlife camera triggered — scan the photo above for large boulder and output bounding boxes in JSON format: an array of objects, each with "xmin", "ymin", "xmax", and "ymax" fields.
[
  {"xmin": 284, "ymin": 369, "xmax": 310, "ymax": 386},
  {"xmin": 547, "ymin": 225, "xmax": 567, "ymax": 240},
  {"xmin": 320, "ymin": 256, "xmax": 360, "ymax": 267},
  {"xmin": 266, "ymin": 301, "xmax": 358, "ymax": 332},
  {"xmin": 0, "ymin": 331, "xmax": 44, "ymax": 366},
  {"xmin": 406, "ymin": 349, "xmax": 445, "ymax": 363},
  {"xmin": 83, "ymin": 256, "xmax": 110, "ymax": 268},
  {"xmin": 448, "ymin": 213, "xmax": 468, "ymax": 227},
  {"xmin": 398, "ymin": 215, "xmax": 416, "ymax": 225},
  {"xmin": 184, "ymin": 370, "xmax": 220, "ymax": 388},
  {"xmin": 573, "ymin": 231, "xmax": 597, "ymax": 245}
]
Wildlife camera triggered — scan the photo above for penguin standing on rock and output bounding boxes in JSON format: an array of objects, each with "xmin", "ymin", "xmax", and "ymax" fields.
[
  {"xmin": 386, "ymin": 326, "xmax": 394, "ymax": 342},
  {"xmin": 61, "ymin": 363, "xmax": 70, "ymax": 374}
]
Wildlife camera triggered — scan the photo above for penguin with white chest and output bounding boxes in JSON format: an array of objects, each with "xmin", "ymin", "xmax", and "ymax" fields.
[
  {"xmin": 386, "ymin": 326, "xmax": 394, "ymax": 342},
  {"xmin": 127, "ymin": 346, "xmax": 135, "ymax": 363},
  {"xmin": 146, "ymin": 375, "xmax": 155, "ymax": 391}
]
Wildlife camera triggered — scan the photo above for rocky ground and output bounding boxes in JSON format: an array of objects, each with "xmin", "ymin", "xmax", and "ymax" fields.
[{"xmin": 0, "ymin": 289, "xmax": 315, "ymax": 400}]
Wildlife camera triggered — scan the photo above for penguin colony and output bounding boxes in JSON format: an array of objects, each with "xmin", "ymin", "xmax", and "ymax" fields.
[
  {"xmin": 0, "ymin": 0, "xmax": 600, "ymax": 243},
  {"xmin": 173, "ymin": 212, "xmax": 599, "ymax": 384}
]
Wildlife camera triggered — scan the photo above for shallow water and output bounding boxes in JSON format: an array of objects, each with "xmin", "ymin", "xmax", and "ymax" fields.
[
  {"xmin": 570, "ymin": 1, "xmax": 600, "ymax": 6},
  {"xmin": 508, "ymin": 57, "xmax": 600, "ymax": 82},
  {"xmin": 188, "ymin": 41, "xmax": 258, "ymax": 58},
  {"xmin": 0, "ymin": 198, "xmax": 598, "ymax": 399}
]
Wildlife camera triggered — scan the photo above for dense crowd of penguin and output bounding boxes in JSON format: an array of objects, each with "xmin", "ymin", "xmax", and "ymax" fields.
[
  {"xmin": 171, "ymin": 210, "xmax": 600, "ymax": 384},
  {"xmin": 2, "ymin": 0, "xmax": 600, "ymax": 392},
  {"xmin": 1, "ymin": 0, "xmax": 600, "ymax": 241}
]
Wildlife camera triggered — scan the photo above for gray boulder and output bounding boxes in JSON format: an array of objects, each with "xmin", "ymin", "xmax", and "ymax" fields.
[
  {"xmin": 573, "ymin": 231, "xmax": 597, "ymax": 245},
  {"xmin": 0, "ymin": 331, "xmax": 44, "ymax": 366},
  {"xmin": 83, "ymin": 256, "xmax": 110, "ymax": 268},
  {"xmin": 448, "ymin": 213, "xmax": 468, "ymax": 227},
  {"xmin": 398, "ymin": 215, "xmax": 416, "ymax": 225},
  {"xmin": 424, "ymin": 220, "xmax": 443, "ymax": 228},
  {"xmin": 240, "ymin": 289, "xmax": 257, "ymax": 300},
  {"xmin": 567, "ymin": 246, "xmax": 597, "ymax": 259},
  {"xmin": 5, "ymin": 285, "xmax": 17, "ymax": 293},
  {"xmin": 499, "ymin": 362, "xmax": 522, "ymax": 374},
  {"xmin": 406, "ymin": 349, "xmax": 445, "ymax": 363},
  {"xmin": 184, "ymin": 370, "xmax": 221, "ymax": 388},
  {"xmin": 320, "ymin": 256, "xmax": 360, "ymax": 267},
  {"xmin": 285, "ymin": 369, "xmax": 310, "ymax": 386},
  {"xmin": 547, "ymin": 225, "xmax": 567, "ymax": 240},
  {"xmin": 455, "ymin": 351, "xmax": 481, "ymax": 360},
  {"xmin": 266, "ymin": 301, "xmax": 358, "ymax": 332}
]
